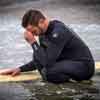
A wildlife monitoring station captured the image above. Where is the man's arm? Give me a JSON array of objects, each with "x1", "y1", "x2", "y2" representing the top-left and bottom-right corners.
[
  {"x1": 19, "y1": 41, "x2": 43, "y2": 72},
  {"x1": 19, "y1": 31, "x2": 39, "y2": 72},
  {"x1": 19, "y1": 61, "x2": 37, "y2": 72}
]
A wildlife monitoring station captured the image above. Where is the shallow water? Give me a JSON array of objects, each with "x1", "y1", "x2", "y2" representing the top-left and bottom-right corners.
[{"x1": 0, "y1": 74, "x2": 100, "y2": 100}]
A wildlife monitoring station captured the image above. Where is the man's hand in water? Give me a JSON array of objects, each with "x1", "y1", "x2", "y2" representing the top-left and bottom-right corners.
[
  {"x1": 24, "y1": 31, "x2": 36, "y2": 44},
  {"x1": 0, "y1": 67, "x2": 21, "y2": 77}
]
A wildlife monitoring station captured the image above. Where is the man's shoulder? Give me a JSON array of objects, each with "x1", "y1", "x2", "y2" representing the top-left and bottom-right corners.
[
  {"x1": 51, "y1": 20, "x2": 65, "y2": 27},
  {"x1": 48, "y1": 20, "x2": 69, "y2": 44},
  {"x1": 51, "y1": 20, "x2": 70, "y2": 35}
]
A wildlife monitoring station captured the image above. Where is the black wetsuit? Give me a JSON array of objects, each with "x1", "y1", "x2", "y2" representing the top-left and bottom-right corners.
[{"x1": 20, "y1": 20, "x2": 95, "y2": 83}]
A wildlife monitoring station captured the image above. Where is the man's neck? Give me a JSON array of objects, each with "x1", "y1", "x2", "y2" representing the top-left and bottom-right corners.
[{"x1": 44, "y1": 19, "x2": 49, "y2": 33}]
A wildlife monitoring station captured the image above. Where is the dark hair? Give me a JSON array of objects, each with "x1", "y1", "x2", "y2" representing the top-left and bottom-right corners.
[{"x1": 22, "y1": 9, "x2": 46, "y2": 28}]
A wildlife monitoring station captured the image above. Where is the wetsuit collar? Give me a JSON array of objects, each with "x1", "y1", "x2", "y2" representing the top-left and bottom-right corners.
[{"x1": 44, "y1": 20, "x2": 54, "y2": 36}]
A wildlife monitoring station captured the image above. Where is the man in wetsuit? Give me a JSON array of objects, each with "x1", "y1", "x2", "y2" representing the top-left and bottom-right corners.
[{"x1": 0, "y1": 9, "x2": 95, "y2": 84}]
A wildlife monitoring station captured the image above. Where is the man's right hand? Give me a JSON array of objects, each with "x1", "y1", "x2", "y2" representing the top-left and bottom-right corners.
[
  {"x1": 0, "y1": 67, "x2": 21, "y2": 77},
  {"x1": 24, "y1": 31, "x2": 36, "y2": 45}
]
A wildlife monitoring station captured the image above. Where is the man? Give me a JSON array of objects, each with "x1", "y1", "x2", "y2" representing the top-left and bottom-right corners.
[{"x1": 0, "y1": 9, "x2": 95, "y2": 84}]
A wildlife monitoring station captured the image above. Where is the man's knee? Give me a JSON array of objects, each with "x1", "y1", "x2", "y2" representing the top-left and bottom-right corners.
[{"x1": 45, "y1": 71, "x2": 70, "y2": 84}]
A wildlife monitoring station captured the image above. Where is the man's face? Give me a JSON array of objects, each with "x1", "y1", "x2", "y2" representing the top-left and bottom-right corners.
[
  {"x1": 26, "y1": 25, "x2": 42, "y2": 36},
  {"x1": 26, "y1": 19, "x2": 46, "y2": 36}
]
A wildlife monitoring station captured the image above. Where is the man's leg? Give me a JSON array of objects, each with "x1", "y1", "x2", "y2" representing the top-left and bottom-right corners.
[{"x1": 41, "y1": 60, "x2": 94, "y2": 84}]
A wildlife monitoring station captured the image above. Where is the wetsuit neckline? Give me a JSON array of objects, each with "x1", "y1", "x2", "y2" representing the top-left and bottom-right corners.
[{"x1": 44, "y1": 20, "x2": 54, "y2": 36}]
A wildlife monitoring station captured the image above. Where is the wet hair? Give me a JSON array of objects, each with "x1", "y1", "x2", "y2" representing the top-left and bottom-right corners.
[{"x1": 22, "y1": 9, "x2": 46, "y2": 28}]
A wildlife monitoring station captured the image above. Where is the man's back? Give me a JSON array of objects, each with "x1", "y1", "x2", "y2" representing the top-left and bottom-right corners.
[{"x1": 42, "y1": 20, "x2": 94, "y2": 63}]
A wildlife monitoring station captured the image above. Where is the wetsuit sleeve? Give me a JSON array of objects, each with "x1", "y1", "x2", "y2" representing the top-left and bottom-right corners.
[
  {"x1": 19, "y1": 61, "x2": 37, "y2": 72},
  {"x1": 19, "y1": 41, "x2": 40, "y2": 72},
  {"x1": 31, "y1": 25, "x2": 72, "y2": 69}
]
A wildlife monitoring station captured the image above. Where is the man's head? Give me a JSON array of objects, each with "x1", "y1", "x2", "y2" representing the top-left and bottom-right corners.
[{"x1": 22, "y1": 9, "x2": 49, "y2": 36}]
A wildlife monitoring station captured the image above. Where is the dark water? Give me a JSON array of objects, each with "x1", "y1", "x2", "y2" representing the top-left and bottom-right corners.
[
  {"x1": 0, "y1": 76, "x2": 100, "y2": 100},
  {"x1": 0, "y1": 0, "x2": 100, "y2": 6}
]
